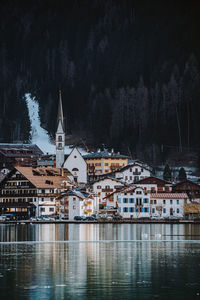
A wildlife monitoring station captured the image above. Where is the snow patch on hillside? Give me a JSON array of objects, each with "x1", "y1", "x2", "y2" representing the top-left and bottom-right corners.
[{"x1": 25, "y1": 93, "x2": 72, "y2": 154}]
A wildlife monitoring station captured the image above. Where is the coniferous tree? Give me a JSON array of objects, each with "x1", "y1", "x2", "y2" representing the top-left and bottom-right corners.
[
  {"x1": 178, "y1": 167, "x2": 187, "y2": 182},
  {"x1": 163, "y1": 164, "x2": 172, "y2": 181}
]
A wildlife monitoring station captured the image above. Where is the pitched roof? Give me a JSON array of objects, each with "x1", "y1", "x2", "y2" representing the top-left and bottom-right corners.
[
  {"x1": 0, "y1": 143, "x2": 43, "y2": 157},
  {"x1": 83, "y1": 150, "x2": 129, "y2": 159},
  {"x1": 150, "y1": 193, "x2": 188, "y2": 199},
  {"x1": 135, "y1": 176, "x2": 171, "y2": 185},
  {"x1": 173, "y1": 180, "x2": 200, "y2": 189},
  {"x1": 92, "y1": 176, "x2": 125, "y2": 185},
  {"x1": 15, "y1": 166, "x2": 72, "y2": 189}
]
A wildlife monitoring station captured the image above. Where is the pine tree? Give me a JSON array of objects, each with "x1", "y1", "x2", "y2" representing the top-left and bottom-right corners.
[
  {"x1": 163, "y1": 164, "x2": 172, "y2": 181},
  {"x1": 178, "y1": 167, "x2": 187, "y2": 182}
]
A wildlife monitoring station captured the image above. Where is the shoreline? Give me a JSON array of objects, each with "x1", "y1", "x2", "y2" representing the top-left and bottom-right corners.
[{"x1": 0, "y1": 219, "x2": 200, "y2": 224}]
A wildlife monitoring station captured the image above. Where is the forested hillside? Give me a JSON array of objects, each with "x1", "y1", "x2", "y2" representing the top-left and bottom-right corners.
[{"x1": 0, "y1": 0, "x2": 200, "y2": 162}]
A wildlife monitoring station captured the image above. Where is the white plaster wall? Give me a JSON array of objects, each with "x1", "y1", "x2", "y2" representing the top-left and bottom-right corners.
[{"x1": 63, "y1": 148, "x2": 87, "y2": 183}]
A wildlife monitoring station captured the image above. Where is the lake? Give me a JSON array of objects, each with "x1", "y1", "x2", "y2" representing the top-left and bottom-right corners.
[{"x1": 0, "y1": 224, "x2": 200, "y2": 300}]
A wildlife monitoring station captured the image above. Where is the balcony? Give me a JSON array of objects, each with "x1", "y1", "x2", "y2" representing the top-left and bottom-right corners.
[
  {"x1": 86, "y1": 201, "x2": 92, "y2": 206},
  {"x1": 102, "y1": 188, "x2": 113, "y2": 193},
  {"x1": 133, "y1": 171, "x2": 141, "y2": 175}
]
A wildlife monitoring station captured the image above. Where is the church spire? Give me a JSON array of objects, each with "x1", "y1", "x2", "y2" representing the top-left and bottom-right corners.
[{"x1": 57, "y1": 90, "x2": 64, "y2": 131}]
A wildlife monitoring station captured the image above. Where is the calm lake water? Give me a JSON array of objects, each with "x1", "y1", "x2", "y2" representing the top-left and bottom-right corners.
[{"x1": 0, "y1": 224, "x2": 200, "y2": 300}]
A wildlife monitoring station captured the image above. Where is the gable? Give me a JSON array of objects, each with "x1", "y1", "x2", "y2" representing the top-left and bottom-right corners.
[
  {"x1": 135, "y1": 176, "x2": 171, "y2": 185},
  {"x1": 64, "y1": 148, "x2": 87, "y2": 167}
]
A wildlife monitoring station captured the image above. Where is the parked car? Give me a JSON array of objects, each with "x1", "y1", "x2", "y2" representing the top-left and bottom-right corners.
[
  {"x1": 74, "y1": 216, "x2": 83, "y2": 220},
  {"x1": 0, "y1": 215, "x2": 7, "y2": 221},
  {"x1": 85, "y1": 216, "x2": 95, "y2": 221},
  {"x1": 113, "y1": 215, "x2": 121, "y2": 220}
]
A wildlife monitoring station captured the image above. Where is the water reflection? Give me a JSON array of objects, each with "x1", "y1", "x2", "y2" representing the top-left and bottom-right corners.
[
  {"x1": 0, "y1": 223, "x2": 200, "y2": 242},
  {"x1": 0, "y1": 224, "x2": 200, "y2": 300}
]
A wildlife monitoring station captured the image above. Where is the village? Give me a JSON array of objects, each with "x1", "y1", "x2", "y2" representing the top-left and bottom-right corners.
[{"x1": 0, "y1": 92, "x2": 200, "y2": 223}]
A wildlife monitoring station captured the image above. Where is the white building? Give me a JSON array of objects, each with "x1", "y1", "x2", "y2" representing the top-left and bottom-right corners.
[
  {"x1": 92, "y1": 177, "x2": 125, "y2": 207},
  {"x1": 150, "y1": 193, "x2": 188, "y2": 218},
  {"x1": 116, "y1": 186, "x2": 151, "y2": 218},
  {"x1": 114, "y1": 162, "x2": 151, "y2": 184},
  {"x1": 134, "y1": 176, "x2": 172, "y2": 193},
  {"x1": 63, "y1": 147, "x2": 87, "y2": 184},
  {"x1": 57, "y1": 189, "x2": 98, "y2": 220}
]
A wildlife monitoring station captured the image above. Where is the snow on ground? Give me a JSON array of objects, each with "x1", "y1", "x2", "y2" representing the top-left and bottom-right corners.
[{"x1": 25, "y1": 93, "x2": 72, "y2": 154}]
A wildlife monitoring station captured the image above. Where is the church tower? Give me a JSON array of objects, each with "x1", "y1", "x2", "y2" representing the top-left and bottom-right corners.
[{"x1": 56, "y1": 90, "x2": 65, "y2": 168}]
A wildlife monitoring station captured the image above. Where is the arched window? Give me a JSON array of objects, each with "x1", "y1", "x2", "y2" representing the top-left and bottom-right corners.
[
  {"x1": 58, "y1": 136, "x2": 62, "y2": 142},
  {"x1": 58, "y1": 143, "x2": 62, "y2": 149},
  {"x1": 72, "y1": 168, "x2": 79, "y2": 171}
]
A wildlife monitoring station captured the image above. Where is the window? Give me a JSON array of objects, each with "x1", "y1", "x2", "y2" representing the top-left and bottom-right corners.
[
  {"x1": 41, "y1": 198, "x2": 44, "y2": 202},
  {"x1": 58, "y1": 143, "x2": 62, "y2": 149},
  {"x1": 123, "y1": 207, "x2": 128, "y2": 212},
  {"x1": 163, "y1": 208, "x2": 166, "y2": 213},
  {"x1": 130, "y1": 176, "x2": 132, "y2": 180},
  {"x1": 40, "y1": 208, "x2": 45, "y2": 212},
  {"x1": 105, "y1": 163, "x2": 109, "y2": 166},
  {"x1": 97, "y1": 185, "x2": 101, "y2": 189},
  {"x1": 154, "y1": 200, "x2": 157, "y2": 204},
  {"x1": 177, "y1": 208, "x2": 179, "y2": 213},
  {"x1": 118, "y1": 198, "x2": 121, "y2": 203},
  {"x1": 163, "y1": 200, "x2": 166, "y2": 204},
  {"x1": 58, "y1": 136, "x2": 62, "y2": 142},
  {"x1": 136, "y1": 190, "x2": 142, "y2": 194},
  {"x1": 143, "y1": 198, "x2": 149, "y2": 203},
  {"x1": 170, "y1": 200, "x2": 173, "y2": 205},
  {"x1": 176, "y1": 200, "x2": 179, "y2": 204},
  {"x1": 130, "y1": 168, "x2": 132, "y2": 172},
  {"x1": 73, "y1": 205, "x2": 76, "y2": 210},
  {"x1": 152, "y1": 208, "x2": 155, "y2": 213},
  {"x1": 129, "y1": 207, "x2": 134, "y2": 212},
  {"x1": 129, "y1": 198, "x2": 134, "y2": 203},
  {"x1": 49, "y1": 208, "x2": 54, "y2": 212},
  {"x1": 144, "y1": 207, "x2": 149, "y2": 213},
  {"x1": 125, "y1": 176, "x2": 128, "y2": 180},
  {"x1": 123, "y1": 198, "x2": 128, "y2": 203}
]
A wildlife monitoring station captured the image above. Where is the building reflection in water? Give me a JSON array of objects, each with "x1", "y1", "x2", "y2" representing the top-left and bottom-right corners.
[{"x1": 0, "y1": 224, "x2": 200, "y2": 299}]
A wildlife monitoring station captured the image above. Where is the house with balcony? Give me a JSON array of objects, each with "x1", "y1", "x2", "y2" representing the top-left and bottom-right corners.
[
  {"x1": 84, "y1": 149, "x2": 129, "y2": 181},
  {"x1": 92, "y1": 177, "x2": 125, "y2": 208},
  {"x1": 114, "y1": 162, "x2": 151, "y2": 183},
  {"x1": 172, "y1": 180, "x2": 200, "y2": 202},
  {"x1": 56, "y1": 188, "x2": 98, "y2": 220},
  {"x1": 134, "y1": 176, "x2": 172, "y2": 193},
  {"x1": 0, "y1": 165, "x2": 73, "y2": 219},
  {"x1": 115, "y1": 186, "x2": 151, "y2": 218}
]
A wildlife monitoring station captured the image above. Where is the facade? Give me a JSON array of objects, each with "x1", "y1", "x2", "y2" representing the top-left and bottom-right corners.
[
  {"x1": 92, "y1": 177, "x2": 125, "y2": 207},
  {"x1": 0, "y1": 165, "x2": 72, "y2": 219},
  {"x1": 63, "y1": 147, "x2": 87, "y2": 183},
  {"x1": 84, "y1": 149, "x2": 129, "y2": 179},
  {"x1": 114, "y1": 162, "x2": 151, "y2": 183},
  {"x1": 172, "y1": 180, "x2": 200, "y2": 202},
  {"x1": 135, "y1": 176, "x2": 172, "y2": 193},
  {"x1": 116, "y1": 186, "x2": 151, "y2": 218},
  {"x1": 56, "y1": 90, "x2": 65, "y2": 168},
  {"x1": 150, "y1": 193, "x2": 188, "y2": 218},
  {"x1": 57, "y1": 189, "x2": 98, "y2": 220}
]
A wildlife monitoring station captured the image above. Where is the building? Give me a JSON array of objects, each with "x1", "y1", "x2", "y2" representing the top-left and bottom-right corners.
[
  {"x1": 63, "y1": 147, "x2": 87, "y2": 184},
  {"x1": 92, "y1": 177, "x2": 125, "y2": 207},
  {"x1": 0, "y1": 165, "x2": 73, "y2": 219},
  {"x1": 150, "y1": 193, "x2": 188, "y2": 218},
  {"x1": 56, "y1": 188, "x2": 98, "y2": 220},
  {"x1": 116, "y1": 186, "x2": 151, "y2": 218},
  {"x1": 56, "y1": 90, "x2": 65, "y2": 168},
  {"x1": 84, "y1": 149, "x2": 129, "y2": 179},
  {"x1": 172, "y1": 180, "x2": 200, "y2": 202},
  {"x1": 0, "y1": 143, "x2": 43, "y2": 169},
  {"x1": 114, "y1": 162, "x2": 151, "y2": 183},
  {"x1": 134, "y1": 176, "x2": 172, "y2": 193}
]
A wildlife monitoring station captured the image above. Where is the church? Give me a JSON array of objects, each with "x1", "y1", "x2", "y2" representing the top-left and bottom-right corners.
[{"x1": 55, "y1": 91, "x2": 87, "y2": 184}]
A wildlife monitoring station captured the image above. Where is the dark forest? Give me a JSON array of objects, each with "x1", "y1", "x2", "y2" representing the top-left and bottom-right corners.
[{"x1": 0, "y1": 0, "x2": 200, "y2": 162}]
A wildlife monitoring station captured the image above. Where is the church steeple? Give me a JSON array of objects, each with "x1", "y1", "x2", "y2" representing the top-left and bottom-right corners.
[{"x1": 56, "y1": 90, "x2": 65, "y2": 168}]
